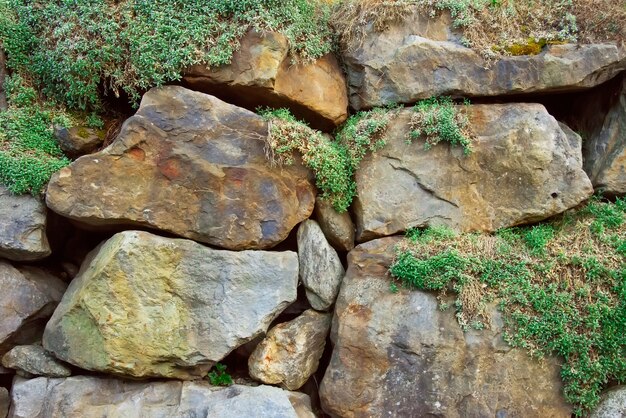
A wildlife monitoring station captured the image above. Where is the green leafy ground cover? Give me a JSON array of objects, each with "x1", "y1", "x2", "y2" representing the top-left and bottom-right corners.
[{"x1": 390, "y1": 198, "x2": 626, "y2": 415}]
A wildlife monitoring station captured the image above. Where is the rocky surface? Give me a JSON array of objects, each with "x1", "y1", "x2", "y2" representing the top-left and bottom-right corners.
[
  {"x1": 0, "y1": 262, "x2": 67, "y2": 355},
  {"x1": 590, "y1": 386, "x2": 626, "y2": 418},
  {"x1": 43, "y1": 230, "x2": 298, "y2": 379},
  {"x1": 319, "y1": 237, "x2": 572, "y2": 417},
  {"x1": 2, "y1": 345, "x2": 71, "y2": 378},
  {"x1": 578, "y1": 76, "x2": 626, "y2": 195},
  {"x1": 343, "y1": 12, "x2": 626, "y2": 110},
  {"x1": 249, "y1": 309, "x2": 331, "y2": 390},
  {"x1": 354, "y1": 104, "x2": 593, "y2": 240},
  {"x1": 0, "y1": 186, "x2": 50, "y2": 261},
  {"x1": 314, "y1": 197, "x2": 355, "y2": 252},
  {"x1": 8, "y1": 376, "x2": 314, "y2": 418},
  {"x1": 46, "y1": 86, "x2": 316, "y2": 250},
  {"x1": 184, "y1": 30, "x2": 348, "y2": 131},
  {"x1": 0, "y1": 387, "x2": 7, "y2": 418},
  {"x1": 297, "y1": 220, "x2": 345, "y2": 310},
  {"x1": 53, "y1": 125, "x2": 104, "y2": 158}
]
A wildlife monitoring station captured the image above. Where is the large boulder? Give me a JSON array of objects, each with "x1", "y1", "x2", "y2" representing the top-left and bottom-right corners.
[
  {"x1": 46, "y1": 86, "x2": 316, "y2": 251},
  {"x1": 2, "y1": 345, "x2": 71, "y2": 378},
  {"x1": 590, "y1": 386, "x2": 626, "y2": 418},
  {"x1": 354, "y1": 104, "x2": 593, "y2": 241},
  {"x1": 0, "y1": 262, "x2": 67, "y2": 355},
  {"x1": 343, "y1": 12, "x2": 626, "y2": 110},
  {"x1": 577, "y1": 76, "x2": 626, "y2": 195},
  {"x1": 0, "y1": 186, "x2": 50, "y2": 261},
  {"x1": 249, "y1": 309, "x2": 332, "y2": 390},
  {"x1": 297, "y1": 220, "x2": 345, "y2": 310},
  {"x1": 43, "y1": 230, "x2": 298, "y2": 380},
  {"x1": 8, "y1": 376, "x2": 314, "y2": 418},
  {"x1": 184, "y1": 30, "x2": 348, "y2": 131},
  {"x1": 319, "y1": 238, "x2": 572, "y2": 417}
]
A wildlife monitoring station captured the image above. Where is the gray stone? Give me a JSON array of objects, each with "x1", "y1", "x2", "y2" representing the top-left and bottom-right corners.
[
  {"x1": 46, "y1": 86, "x2": 316, "y2": 251},
  {"x1": 343, "y1": 12, "x2": 626, "y2": 110},
  {"x1": 590, "y1": 386, "x2": 626, "y2": 418},
  {"x1": 297, "y1": 220, "x2": 345, "y2": 310},
  {"x1": 0, "y1": 186, "x2": 50, "y2": 261},
  {"x1": 314, "y1": 197, "x2": 355, "y2": 251},
  {"x1": 319, "y1": 238, "x2": 572, "y2": 417},
  {"x1": 354, "y1": 104, "x2": 593, "y2": 240},
  {"x1": 43, "y1": 230, "x2": 298, "y2": 379},
  {"x1": 0, "y1": 262, "x2": 66, "y2": 355},
  {"x1": 2, "y1": 345, "x2": 71, "y2": 378},
  {"x1": 249, "y1": 309, "x2": 331, "y2": 390},
  {"x1": 0, "y1": 387, "x2": 7, "y2": 418},
  {"x1": 53, "y1": 125, "x2": 104, "y2": 158},
  {"x1": 8, "y1": 376, "x2": 314, "y2": 418}
]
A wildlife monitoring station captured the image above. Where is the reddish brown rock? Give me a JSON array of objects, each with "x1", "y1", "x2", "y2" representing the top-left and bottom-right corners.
[
  {"x1": 184, "y1": 30, "x2": 348, "y2": 131},
  {"x1": 319, "y1": 238, "x2": 572, "y2": 417},
  {"x1": 46, "y1": 86, "x2": 316, "y2": 250}
]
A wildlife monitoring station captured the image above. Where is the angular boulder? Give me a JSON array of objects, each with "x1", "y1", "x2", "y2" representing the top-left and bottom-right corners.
[
  {"x1": 343, "y1": 12, "x2": 626, "y2": 110},
  {"x1": 590, "y1": 386, "x2": 626, "y2": 418},
  {"x1": 249, "y1": 309, "x2": 331, "y2": 390},
  {"x1": 43, "y1": 230, "x2": 298, "y2": 379},
  {"x1": 579, "y1": 76, "x2": 626, "y2": 195},
  {"x1": 319, "y1": 238, "x2": 572, "y2": 417},
  {"x1": 354, "y1": 104, "x2": 593, "y2": 241},
  {"x1": 53, "y1": 125, "x2": 104, "y2": 158},
  {"x1": 184, "y1": 30, "x2": 348, "y2": 131},
  {"x1": 0, "y1": 262, "x2": 67, "y2": 355},
  {"x1": 9, "y1": 376, "x2": 314, "y2": 418},
  {"x1": 0, "y1": 186, "x2": 50, "y2": 261},
  {"x1": 2, "y1": 345, "x2": 71, "y2": 378},
  {"x1": 46, "y1": 86, "x2": 316, "y2": 250},
  {"x1": 314, "y1": 197, "x2": 355, "y2": 252}
]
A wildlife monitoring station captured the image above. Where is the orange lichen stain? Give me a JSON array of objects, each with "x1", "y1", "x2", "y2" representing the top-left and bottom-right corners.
[
  {"x1": 346, "y1": 303, "x2": 372, "y2": 321},
  {"x1": 158, "y1": 159, "x2": 180, "y2": 180},
  {"x1": 128, "y1": 147, "x2": 146, "y2": 161}
]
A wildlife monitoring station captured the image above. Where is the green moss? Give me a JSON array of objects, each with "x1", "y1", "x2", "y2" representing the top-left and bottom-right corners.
[
  {"x1": 390, "y1": 199, "x2": 626, "y2": 415},
  {"x1": 505, "y1": 38, "x2": 547, "y2": 55}
]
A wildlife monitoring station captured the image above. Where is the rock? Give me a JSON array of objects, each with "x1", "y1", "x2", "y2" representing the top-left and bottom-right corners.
[
  {"x1": 577, "y1": 76, "x2": 626, "y2": 195},
  {"x1": 53, "y1": 125, "x2": 104, "y2": 158},
  {"x1": 43, "y1": 230, "x2": 298, "y2": 379},
  {"x1": 2, "y1": 345, "x2": 71, "y2": 378},
  {"x1": 184, "y1": 30, "x2": 348, "y2": 131},
  {"x1": 297, "y1": 220, "x2": 345, "y2": 310},
  {"x1": 590, "y1": 386, "x2": 626, "y2": 418},
  {"x1": 314, "y1": 197, "x2": 355, "y2": 251},
  {"x1": 319, "y1": 237, "x2": 572, "y2": 417},
  {"x1": 0, "y1": 262, "x2": 67, "y2": 355},
  {"x1": 343, "y1": 12, "x2": 626, "y2": 110},
  {"x1": 0, "y1": 387, "x2": 7, "y2": 418},
  {"x1": 46, "y1": 86, "x2": 316, "y2": 251},
  {"x1": 249, "y1": 309, "x2": 331, "y2": 390},
  {"x1": 9, "y1": 376, "x2": 314, "y2": 418},
  {"x1": 354, "y1": 104, "x2": 593, "y2": 241},
  {"x1": 0, "y1": 186, "x2": 50, "y2": 261}
]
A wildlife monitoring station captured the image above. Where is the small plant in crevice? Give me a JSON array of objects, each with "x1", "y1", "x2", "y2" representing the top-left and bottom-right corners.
[
  {"x1": 389, "y1": 198, "x2": 626, "y2": 416},
  {"x1": 207, "y1": 362, "x2": 233, "y2": 387},
  {"x1": 407, "y1": 96, "x2": 474, "y2": 155}
]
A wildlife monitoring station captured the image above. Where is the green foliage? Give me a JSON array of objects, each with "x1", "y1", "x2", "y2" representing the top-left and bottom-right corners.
[
  {"x1": 207, "y1": 363, "x2": 233, "y2": 386},
  {"x1": 408, "y1": 97, "x2": 473, "y2": 155},
  {"x1": 0, "y1": 75, "x2": 70, "y2": 195},
  {"x1": 390, "y1": 200, "x2": 626, "y2": 415},
  {"x1": 262, "y1": 107, "x2": 394, "y2": 212},
  {"x1": 1, "y1": 0, "x2": 334, "y2": 110}
]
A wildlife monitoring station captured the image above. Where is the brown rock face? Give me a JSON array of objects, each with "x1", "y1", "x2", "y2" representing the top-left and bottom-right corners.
[
  {"x1": 314, "y1": 197, "x2": 355, "y2": 252},
  {"x1": 343, "y1": 12, "x2": 626, "y2": 110},
  {"x1": 354, "y1": 104, "x2": 593, "y2": 241},
  {"x1": 184, "y1": 30, "x2": 348, "y2": 131},
  {"x1": 46, "y1": 86, "x2": 316, "y2": 250},
  {"x1": 319, "y1": 238, "x2": 572, "y2": 418}
]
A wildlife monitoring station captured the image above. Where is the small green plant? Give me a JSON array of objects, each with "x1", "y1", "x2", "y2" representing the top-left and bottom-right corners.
[
  {"x1": 207, "y1": 363, "x2": 233, "y2": 386},
  {"x1": 407, "y1": 97, "x2": 474, "y2": 155},
  {"x1": 390, "y1": 199, "x2": 626, "y2": 415}
]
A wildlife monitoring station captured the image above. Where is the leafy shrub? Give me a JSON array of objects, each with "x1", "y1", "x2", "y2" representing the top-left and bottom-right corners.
[
  {"x1": 207, "y1": 363, "x2": 233, "y2": 386},
  {"x1": 390, "y1": 199, "x2": 626, "y2": 415}
]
